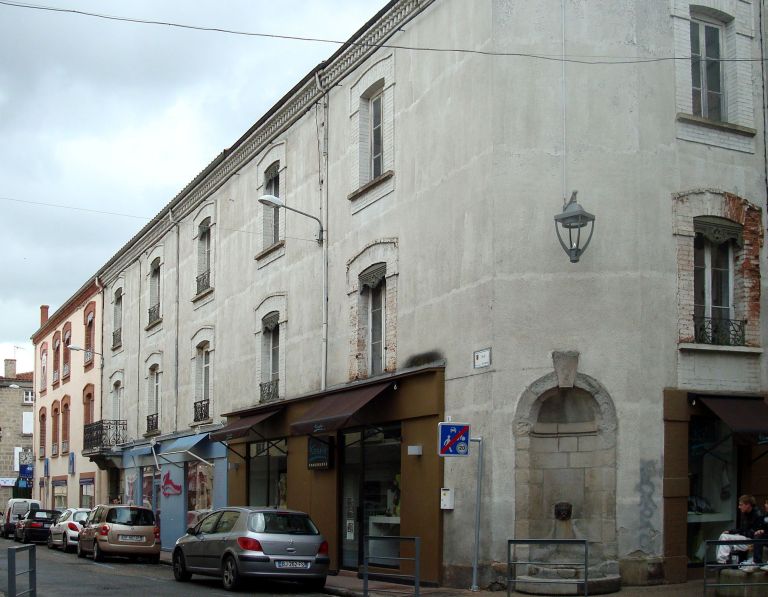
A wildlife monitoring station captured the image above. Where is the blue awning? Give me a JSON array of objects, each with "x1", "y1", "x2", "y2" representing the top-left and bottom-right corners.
[
  {"x1": 124, "y1": 445, "x2": 153, "y2": 457},
  {"x1": 159, "y1": 433, "x2": 208, "y2": 455}
]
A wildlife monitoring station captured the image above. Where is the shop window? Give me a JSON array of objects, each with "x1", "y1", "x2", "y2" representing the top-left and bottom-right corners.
[
  {"x1": 187, "y1": 461, "x2": 213, "y2": 527},
  {"x1": 248, "y1": 439, "x2": 287, "y2": 507},
  {"x1": 341, "y1": 424, "x2": 401, "y2": 568},
  {"x1": 687, "y1": 414, "x2": 736, "y2": 563}
]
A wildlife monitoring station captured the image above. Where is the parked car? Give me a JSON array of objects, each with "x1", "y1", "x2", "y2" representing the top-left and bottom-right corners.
[
  {"x1": 47, "y1": 507, "x2": 91, "y2": 551},
  {"x1": 14, "y1": 509, "x2": 60, "y2": 543},
  {"x1": 172, "y1": 507, "x2": 329, "y2": 591},
  {"x1": 77, "y1": 505, "x2": 160, "y2": 563},
  {"x1": 2, "y1": 499, "x2": 41, "y2": 539}
]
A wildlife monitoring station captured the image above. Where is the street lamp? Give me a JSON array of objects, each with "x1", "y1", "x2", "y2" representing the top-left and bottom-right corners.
[
  {"x1": 68, "y1": 345, "x2": 103, "y2": 368},
  {"x1": 258, "y1": 195, "x2": 323, "y2": 245},
  {"x1": 554, "y1": 191, "x2": 595, "y2": 263},
  {"x1": 258, "y1": 194, "x2": 328, "y2": 390}
]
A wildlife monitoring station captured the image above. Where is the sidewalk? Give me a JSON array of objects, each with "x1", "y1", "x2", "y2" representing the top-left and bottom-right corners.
[{"x1": 159, "y1": 552, "x2": 706, "y2": 596}]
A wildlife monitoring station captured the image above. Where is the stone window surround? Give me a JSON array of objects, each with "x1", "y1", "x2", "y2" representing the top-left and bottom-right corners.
[
  {"x1": 255, "y1": 142, "x2": 287, "y2": 263},
  {"x1": 254, "y1": 293, "x2": 287, "y2": 400},
  {"x1": 192, "y1": 201, "x2": 216, "y2": 300},
  {"x1": 346, "y1": 239, "x2": 398, "y2": 380},
  {"x1": 672, "y1": 189, "x2": 762, "y2": 347},
  {"x1": 191, "y1": 326, "x2": 215, "y2": 424},
  {"x1": 144, "y1": 351, "x2": 163, "y2": 436}
]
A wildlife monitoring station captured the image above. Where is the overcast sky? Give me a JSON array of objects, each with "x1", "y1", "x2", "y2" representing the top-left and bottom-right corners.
[{"x1": 0, "y1": 0, "x2": 387, "y2": 373}]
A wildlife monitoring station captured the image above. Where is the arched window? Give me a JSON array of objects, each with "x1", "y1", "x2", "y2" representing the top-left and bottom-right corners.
[
  {"x1": 195, "y1": 341, "x2": 212, "y2": 421},
  {"x1": 52, "y1": 332, "x2": 61, "y2": 384},
  {"x1": 61, "y1": 396, "x2": 71, "y2": 453},
  {"x1": 62, "y1": 324, "x2": 71, "y2": 378},
  {"x1": 51, "y1": 401, "x2": 60, "y2": 456},
  {"x1": 197, "y1": 218, "x2": 212, "y2": 294},
  {"x1": 149, "y1": 258, "x2": 161, "y2": 324},
  {"x1": 263, "y1": 162, "x2": 280, "y2": 247},
  {"x1": 147, "y1": 365, "x2": 161, "y2": 433},
  {"x1": 39, "y1": 345, "x2": 48, "y2": 392},
  {"x1": 83, "y1": 302, "x2": 96, "y2": 364},
  {"x1": 360, "y1": 262, "x2": 387, "y2": 376},
  {"x1": 38, "y1": 408, "x2": 47, "y2": 458},
  {"x1": 260, "y1": 311, "x2": 280, "y2": 402},
  {"x1": 111, "y1": 381, "x2": 122, "y2": 421},
  {"x1": 83, "y1": 385, "x2": 95, "y2": 426}
]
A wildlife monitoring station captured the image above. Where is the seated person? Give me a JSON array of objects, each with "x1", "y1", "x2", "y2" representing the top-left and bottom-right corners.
[{"x1": 716, "y1": 494, "x2": 764, "y2": 564}]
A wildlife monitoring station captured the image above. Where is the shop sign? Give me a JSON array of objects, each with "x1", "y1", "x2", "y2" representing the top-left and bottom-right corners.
[
  {"x1": 0, "y1": 477, "x2": 16, "y2": 487},
  {"x1": 19, "y1": 464, "x2": 33, "y2": 478},
  {"x1": 307, "y1": 436, "x2": 333, "y2": 470}
]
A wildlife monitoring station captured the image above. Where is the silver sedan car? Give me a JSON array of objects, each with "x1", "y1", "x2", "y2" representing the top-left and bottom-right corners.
[
  {"x1": 47, "y1": 507, "x2": 90, "y2": 552},
  {"x1": 172, "y1": 507, "x2": 329, "y2": 591}
]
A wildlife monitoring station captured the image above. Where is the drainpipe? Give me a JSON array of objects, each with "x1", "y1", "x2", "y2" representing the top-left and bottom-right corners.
[
  {"x1": 170, "y1": 207, "x2": 181, "y2": 433},
  {"x1": 136, "y1": 258, "x2": 142, "y2": 440},
  {"x1": 94, "y1": 276, "x2": 103, "y2": 421},
  {"x1": 315, "y1": 69, "x2": 329, "y2": 392}
]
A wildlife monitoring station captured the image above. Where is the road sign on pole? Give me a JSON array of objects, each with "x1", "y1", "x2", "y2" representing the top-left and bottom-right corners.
[{"x1": 438, "y1": 422, "x2": 471, "y2": 457}]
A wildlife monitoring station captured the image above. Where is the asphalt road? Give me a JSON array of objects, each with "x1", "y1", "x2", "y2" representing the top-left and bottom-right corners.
[{"x1": 0, "y1": 536, "x2": 324, "y2": 596}]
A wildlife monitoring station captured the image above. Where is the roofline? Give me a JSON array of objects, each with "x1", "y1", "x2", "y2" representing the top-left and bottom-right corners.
[{"x1": 31, "y1": 278, "x2": 101, "y2": 343}]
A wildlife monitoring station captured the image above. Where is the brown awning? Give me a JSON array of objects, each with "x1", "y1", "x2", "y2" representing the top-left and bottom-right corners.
[
  {"x1": 209, "y1": 409, "x2": 282, "y2": 442},
  {"x1": 290, "y1": 382, "x2": 391, "y2": 435},
  {"x1": 700, "y1": 397, "x2": 768, "y2": 434}
]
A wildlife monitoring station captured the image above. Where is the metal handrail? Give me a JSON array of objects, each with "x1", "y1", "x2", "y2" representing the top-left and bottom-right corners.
[
  {"x1": 507, "y1": 539, "x2": 589, "y2": 597},
  {"x1": 363, "y1": 535, "x2": 420, "y2": 597},
  {"x1": 704, "y1": 538, "x2": 768, "y2": 594},
  {"x1": 7, "y1": 544, "x2": 36, "y2": 596}
]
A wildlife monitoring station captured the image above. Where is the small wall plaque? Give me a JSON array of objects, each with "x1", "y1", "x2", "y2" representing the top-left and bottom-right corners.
[
  {"x1": 307, "y1": 436, "x2": 333, "y2": 470},
  {"x1": 473, "y1": 348, "x2": 491, "y2": 369}
]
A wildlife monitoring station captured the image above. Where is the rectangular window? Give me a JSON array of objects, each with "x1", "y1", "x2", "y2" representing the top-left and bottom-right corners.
[
  {"x1": 23, "y1": 390, "x2": 34, "y2": 404},
  {"x1": 53, "y1": 484, "x2": 67, "y2": 509},
  {"x1": 80, "y1": 483, "x2": 94, "y2": 508},
  {"x1": 187, "y1": 461, "x2": 213, "y2": 524},
  {"x1": 22, "y1": 412, "x2": 33, "y2": 435},
  {"x1": 264, "y1": 163, "x2": 280, "y2": 246},
  {"x1": 270, "y1": 327, "x2": 279, "y2": 382},
  {"x1": 370, "y1": 282, "x2": 385, "y2": 375},
  {"x1": 203, "y1": 351, "x2": 210, "y2": 401},
  {"x1": 690, "y1": 19, "x2": 723, "y2": 122},
  {"x1": 370, "y1": 93, "x2": 383, "y2": 179}
]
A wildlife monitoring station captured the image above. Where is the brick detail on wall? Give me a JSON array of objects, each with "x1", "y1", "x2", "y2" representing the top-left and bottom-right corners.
[{"x1": 672, "y1": 189, "x2": 763, "y2": 346}]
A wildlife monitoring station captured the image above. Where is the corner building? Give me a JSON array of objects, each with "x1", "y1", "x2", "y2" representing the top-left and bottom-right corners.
[{"x1": 76, "y1": 0, "x2": 768, "y2": 588}]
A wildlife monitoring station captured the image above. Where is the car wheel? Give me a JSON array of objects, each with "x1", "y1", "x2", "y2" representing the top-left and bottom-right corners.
[
  {"x1": 304, "y1": 577, "x2": 327, "y2": 592},
  {"x1": 47, "y1": 533, "x2": 54, "y2": 549},
  {"x1": 93, "y1": 541, "x2": 104, "y2": 562},
  {"x1": 173, "y1": 550, "x2": 191, "y2": 581},
  {"x1": 221, "y1": 555, "x2": 240, "y2": 591},
  {"x1": 77, "y1": 540, "x2": 86, "y2": 558}
]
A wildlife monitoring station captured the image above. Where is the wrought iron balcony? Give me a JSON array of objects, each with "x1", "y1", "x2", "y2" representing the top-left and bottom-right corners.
[
  {"x1": 260, "y1": 379, "x2": 279, "y2": 403},
  {"x1": 83, "y1": 419, "x2": 127, "y2": 453},
  {"x1": 84, "y1": 349, "x2": 93, "y2": 364},
  {"x1": 196, "y1": 270, "x2": 211, "y2": 295},
  {"x1": 52, "y1": 370, "x2": 59, "y2": 383},
  {"x1": 112, "y1": 328, "x2": 122, "y2": 348},
  {"x1": 51, "y1": 442, "x2": 58, "y2": 456},
  {"x1": 148, "y1": 303, "x2": 161, "y2": 325},
  {"x1": 146, "y1": 413, "x2": 158, "y2": 433},
  {"x1": 694, "y1": 316, "x2": 746, "y2": 346},
  {"x1": 194, "y1": 399, "x2": 209, "y2": 422},
  {"x1": 62, "y1": 363, "x2": 70, "y2": 377}
]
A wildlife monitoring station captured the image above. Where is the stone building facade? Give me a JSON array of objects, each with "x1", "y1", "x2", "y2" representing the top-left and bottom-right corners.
[
  {"x1": 0, "y1": 359, "x2": 34, "y2": 504},
  {"x1": 46, "y1": 0, "x2": 768, "y2": 588}
]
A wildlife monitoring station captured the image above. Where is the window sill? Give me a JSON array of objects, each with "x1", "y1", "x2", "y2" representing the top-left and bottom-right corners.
[
  {"x1": 678, "y1": 342, "x2": 763, "y2": 355},
  {"x1": 255, "y1": 240, "x2": 285, "y2": 262},
  {"x1": 39, "y1": 389, "x2": 47, "y2": 397},
  {"x1": 192, "y1": 286, "x2": 214, "y2": 303},
  {"x1": 84, "y1": 361, "x2": 94, "y2": 373},
  {"x1": 676, "y1": 113, "x2": 757, "y2": 138},
  {"x1": 348, "y1": 170, "x2": 395, "y2": 202},
  {"x1": 52, "y1": 381, "x2": 59, "y2": 390},
  {"x1": 191, "y1": 417, "x2": 213, "y2": 427},
  {"x1": 143, "y1": 429, "x2": 161, "y2": 438},
  {"x1": 61, "y1": 375, "x2": 70, "y2": 384},
  {"x1": 111, "y1": 343, "x2": 122, "y2": 351},
  {"x1": 145, "y1": 318, "x2": 163, "y2": 332}
]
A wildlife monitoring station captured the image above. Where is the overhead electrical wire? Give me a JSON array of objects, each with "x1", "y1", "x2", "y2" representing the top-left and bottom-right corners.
[{"x1": 1, "y1": 0, "x2": 766, "y2": 65}]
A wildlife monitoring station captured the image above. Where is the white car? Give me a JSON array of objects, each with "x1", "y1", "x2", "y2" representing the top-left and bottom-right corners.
[{"x1": 47, "y1": 508, "x2": 90, "y2": 552}]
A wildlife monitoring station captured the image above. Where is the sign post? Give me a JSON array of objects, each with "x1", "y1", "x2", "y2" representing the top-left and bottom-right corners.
[{"x1": 438, "y1": 421, "x2": 483, "y2": 591}]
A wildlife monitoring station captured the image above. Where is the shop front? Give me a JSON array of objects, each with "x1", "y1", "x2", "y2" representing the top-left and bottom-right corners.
[
  {"x1": 663, "y1": 390, "x2": 768, "y2": 579},
  {"x1": 214, "y1": 365, "x2": 445, "y2": 583},
  {"x1": 119, "y1": 433, "x2": 227, "y2": 550}
]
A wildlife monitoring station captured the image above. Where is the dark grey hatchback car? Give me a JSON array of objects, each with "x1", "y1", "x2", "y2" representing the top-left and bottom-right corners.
[{"x1": 172, "y1": 507, "x2": 329, "y2": 591}]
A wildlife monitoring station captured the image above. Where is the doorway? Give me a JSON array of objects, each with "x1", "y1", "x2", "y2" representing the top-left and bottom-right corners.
[{"x1": 340, "y1": 423, "x2": 401, "y2": 569}]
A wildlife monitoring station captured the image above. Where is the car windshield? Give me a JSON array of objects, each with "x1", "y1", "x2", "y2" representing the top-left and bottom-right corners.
[
  {"x1": 73, "y1": 511, "x2": 89, "y2": 523},
  {"x1": 106, "y1": 508, "x2": 155, "y2": 525},
  {"x1": 249, "y1": 512, "x2": 319, "y2": 535}
]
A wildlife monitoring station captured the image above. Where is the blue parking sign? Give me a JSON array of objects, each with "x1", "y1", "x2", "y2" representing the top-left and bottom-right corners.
[{"x1": 438, "y1": 422, "x2": 471, "y2": 457}]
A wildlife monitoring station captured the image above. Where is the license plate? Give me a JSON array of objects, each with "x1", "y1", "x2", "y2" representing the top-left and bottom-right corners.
[
  {"x1": 44, "y1": 524, "x2": 50, "y2": 528},
  {"x1": 119, "y1": 535, "x2": 144, "y2": 543},
  {"x1": 275, "y1": 560, "x2": 310, "y2": 569}
]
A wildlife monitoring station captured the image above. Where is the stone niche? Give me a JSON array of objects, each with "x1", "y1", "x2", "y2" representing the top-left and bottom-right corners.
[{"x1": 513, "y1": 363, "x2": 620, "y2": 595}]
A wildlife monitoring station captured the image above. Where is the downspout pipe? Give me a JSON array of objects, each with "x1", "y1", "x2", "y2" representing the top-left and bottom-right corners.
[
  {"x1": 315, "y1": 69, "x2": 330, "y2": 392},
  {"x1": 94, "y1": 276, "x2": 104, "y2": 424}
]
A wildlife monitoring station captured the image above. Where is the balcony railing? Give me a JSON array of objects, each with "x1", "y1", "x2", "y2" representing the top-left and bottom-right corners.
[
  {"x1": 52, "y1": 370, "x2": 59, "y2": 383},
  {"x1": 196, "y1": 270, "x2": 211, "y2": 295},
  {"x1": 194, "y1": 399, "x2": 209, "y2": 422},
  {"x1": 51, "y1": 442, "x2": 58, "y2": 456},
  {"x1": 146, "y1": 413, "x2": 158, "y2": 433},
  {"x1": 84, "y1": 349, "x2": 94, "y2": 364},
  {"x1": 694, "y1": 316, "x2": 746, "y2": 346},
  {"x1": 260, "y1": 379, "x2": 279, "y2": 403},
  {"x1": 148, "y1": 303, "x2": 161, "y2": 325},
  {"x1": 62, "y1": 363, "x2": 70, "y2": 377},
  {"x1": 112, "y1": 328, "x2": 122, "y2": 348},
  {"x1": 83, "y1": 419, "x2": 127, "y2": 452},
  {"x1": 61, "y1": 439, "x2": 69, "y2": 453}
]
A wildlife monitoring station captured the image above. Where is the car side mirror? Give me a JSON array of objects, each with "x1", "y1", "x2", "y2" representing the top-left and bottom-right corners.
[{"x1": 186, "y1": 527, "x2": 196, "y2": 535}]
